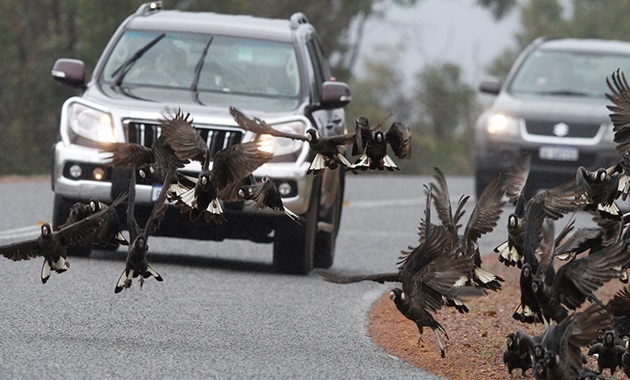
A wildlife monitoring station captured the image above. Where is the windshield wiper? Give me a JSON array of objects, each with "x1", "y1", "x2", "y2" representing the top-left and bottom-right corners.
[
  {"x1": 111, "y1": 33, "x2": 166, "y2": 88},
  {"x1": 191, "y1": 37, "x2": 213, "y2": 103},
  {"x1": 538, "y1": 89, "x2": 591, "y2": 97}
]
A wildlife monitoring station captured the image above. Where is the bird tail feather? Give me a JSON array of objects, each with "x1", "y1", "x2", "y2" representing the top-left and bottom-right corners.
[{"x1": 114, "y1": 268, "x2": 134, "y2": 294}]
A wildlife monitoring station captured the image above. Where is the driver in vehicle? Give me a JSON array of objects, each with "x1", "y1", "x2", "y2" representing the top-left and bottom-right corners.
[{"x1": 129, "y1": 41, "x2": 189, "y2": 86}]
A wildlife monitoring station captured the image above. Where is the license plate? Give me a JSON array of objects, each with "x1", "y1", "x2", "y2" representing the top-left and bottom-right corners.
[
  {"x1": 151, "y1": 185, "x2": 162, "y2": 202},
  {"x1": 539, "y1": 146, "x2": 578, "y2": 161}
]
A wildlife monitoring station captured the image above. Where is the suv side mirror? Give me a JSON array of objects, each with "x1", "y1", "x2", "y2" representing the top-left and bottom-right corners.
[
  {"x1": 319, "y1": 81, "x2": 351, "y2": 109},
  {"x1": 52, "y1": 59, "x2": 86, "y2": 89},
  {"x1": 478, "y1": 77, "x2": 502, "y2": 95}
]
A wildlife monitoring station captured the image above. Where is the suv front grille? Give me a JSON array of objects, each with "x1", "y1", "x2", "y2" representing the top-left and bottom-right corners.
[
  {"x1": 524, "y1": 119, "x2": 601, "y2": 138},
  {"x1": 124, "y1": 120, "x2": 244, "y2": 158}
]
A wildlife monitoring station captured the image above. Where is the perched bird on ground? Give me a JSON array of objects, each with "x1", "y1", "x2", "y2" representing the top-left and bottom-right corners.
[
  {"x1": 514, "y1": 329, "x2": 547, "y2": 373},
  {"x1": 160, "y1": 108, "x2": 273, "y2": 223},
  {"x1": 587, "y1": 329, "x2": 625, "y2": 376},
  {"x1": 0, "y1": 194, "x2": 127, "y2": 283},
  {"x1": 532, "y1": 304, "x2": 611, "y2": 380},
  {"x1": 607, "y1": 285, "x2": 630, "y2": 339},
  {"x1": 503, "y1": 332, "x2": 533, "y2": 376},
  {"x1": 317, "y1": 185, "x2": 485, "y2": 357},
  {"x1": 229, "y1": 106, "x2": 355, "y2": 175},
  {"x1": 115, "y1": 169, "x2": 166, "y2": 293},
  {"x1": 578, "y1": 367, "x2": 611, "y2": 380}
]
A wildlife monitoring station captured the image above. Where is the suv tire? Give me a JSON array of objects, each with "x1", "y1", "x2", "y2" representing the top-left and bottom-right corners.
[
  {"x1": 314, "y1": 170, "x2": 344, "y2": 269},
  {"x1": 273, "y1": 177, "x2": 321, "y2": 275}
]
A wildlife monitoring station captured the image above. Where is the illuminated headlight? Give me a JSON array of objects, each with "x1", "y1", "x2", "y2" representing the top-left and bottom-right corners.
[
  {"x1": 486, "y1": 113, "x2": 520, "y2": 136},
  {"x1": 67, "y1": 102, "x2": 116, "y2": 146},
  {"x1": 265, "y1": 120, "x2": 308, "y2": 157}
]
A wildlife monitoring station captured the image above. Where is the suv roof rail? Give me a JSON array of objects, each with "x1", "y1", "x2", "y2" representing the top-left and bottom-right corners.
[
  {"x1": 135, "y1": 1, "x2": 163, "y2": 16},
  {"x1": 289, "y1": 12, "x2": 309, "y2": 30}
]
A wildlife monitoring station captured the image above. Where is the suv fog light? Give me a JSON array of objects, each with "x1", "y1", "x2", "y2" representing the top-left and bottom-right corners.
[
  {"x1": 92, "y1": 167, "x2": 106, "y2": 181},
  {"x1": 69, "y1": 164, "x2": 82, "y2": 178},
  {"x1": 278, "y1": 182, "x2": 292, "y2": 196}
]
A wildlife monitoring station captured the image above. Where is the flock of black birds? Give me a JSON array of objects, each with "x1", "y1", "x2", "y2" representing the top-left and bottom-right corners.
[
  {"x1": 316, "y1": 69, "x2": 630, "y2": 379},
  {"x1": 7, "y1": 64, "x2": 630, "y2": 379},
  {"x1": 0, "y1": 105, "x2": 411, "y2": 293}
]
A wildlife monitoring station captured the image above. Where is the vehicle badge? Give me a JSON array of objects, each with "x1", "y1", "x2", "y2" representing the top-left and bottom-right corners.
[{"x1": 553, "y1": 122, "x2": 569, "y2": 137}]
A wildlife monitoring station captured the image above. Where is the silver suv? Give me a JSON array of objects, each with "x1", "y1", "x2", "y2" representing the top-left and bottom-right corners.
[
  {"x1": 50, "y1": 2, "x2": 351, "y2": 274},
  {"x1": 474, "y1": 37, "x2": 630, "y2": 199}
]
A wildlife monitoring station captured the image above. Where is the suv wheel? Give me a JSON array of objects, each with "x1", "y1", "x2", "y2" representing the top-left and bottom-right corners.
[
  {"x1": 314, "y1": 170, "x2": 344, "y2": 269},
  {"x1": 52, "y1": 195, "x2": 92, "y2": 257},
  {"x1": 273, "y1": 177, "x2": 321, "y2": 275}
]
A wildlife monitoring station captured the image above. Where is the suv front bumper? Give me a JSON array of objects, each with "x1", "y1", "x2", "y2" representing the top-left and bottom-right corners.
[{"x1": 52, "y1": 140, "x2": 316, "y2": 227}]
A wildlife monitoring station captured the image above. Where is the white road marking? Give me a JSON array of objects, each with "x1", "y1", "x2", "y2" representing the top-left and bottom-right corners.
[
  {"x1": 0, "y1": 225, "x2": 41, "y2": 241},
  {"x1": 345, "y1": 195, "x2": 468, "y2": 209},
  {"x1": 345, "y1": 198, "x2": 423, "y2": 208}
]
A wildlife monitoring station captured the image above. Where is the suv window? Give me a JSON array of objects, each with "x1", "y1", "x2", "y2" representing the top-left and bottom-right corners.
[
  {"x1": 509, "y1": 48, "x2": 630, "y2": 98},
  {"x1": 101, "y1": 30, "x2": 301, "y2": 111}
]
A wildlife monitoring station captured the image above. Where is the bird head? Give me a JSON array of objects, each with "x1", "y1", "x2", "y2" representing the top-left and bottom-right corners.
[
  {"x1": 604, "y1": 329, "x2": 614, "y2": 345},
  {"x1": 505, "y1": 333, "x2": 515, "y2": 348},
  {"x1": 355, "y1": 116, "x2": 369, "y2": 128},
  {"x1": 305, "y1": 128, "x2": 318, "y2": 142},
  {"x1": 41, "y1": 223, "x2": 51, "y2": 237},
  {"x1": 374, "y1": 131, "x2": 384, "y2": 143},
  {"x1": 199, "y1": 171, "x2": 212, "y2": 187},
  {"x1": 544, "y1": 351, "x2": 559, "y2": 369},
  {"x1": 596, "y1": 168, "x2": 607, "y2": 182},
  {"x1": 508, "y1": 213, "x2": 519, "y2": 229},
  {"x1": 89, "y1": 198, "x2": 101, "y2": 212},
  {"x1": 134, "y1": 236, "x2": 146, "y2": 251},
  {"x1": 531, "y1": 278, "x2": 543, "y2": 294},
  {"x1": 533, "y1": 343, "x2": 545, "y2": 361},
  {"x1": 533, "y1": 361, "x2": 545, "y2": 378},
  {"x1": 521, "y1": 263, "x2": 532, "y2": 278},
  {"x1": 138, "y1": 164, "x2": 153, "y2": 179},
  {"x1": 389, "y1": 288, "x2": 404, "y2": 302}
]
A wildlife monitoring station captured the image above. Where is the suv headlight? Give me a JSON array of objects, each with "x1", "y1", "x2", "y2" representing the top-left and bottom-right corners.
[
  {"x1": 485, "y1": 113, "x2": 520, "y2": 137},
  {"x1": 66, "y1": 102, "x2": 116, "y2": 147},
  {"x1": 260, "y1": 120, "x2": 307, "y2": 160}
]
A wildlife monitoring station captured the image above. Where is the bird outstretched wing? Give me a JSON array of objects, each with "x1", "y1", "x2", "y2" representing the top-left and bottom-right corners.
[
  {"x1": 230, "y1": 106, "x2": 308, "y2": 141},
  {"x1": 315, "y1": 269, "x2": 400, "y2": 284}
]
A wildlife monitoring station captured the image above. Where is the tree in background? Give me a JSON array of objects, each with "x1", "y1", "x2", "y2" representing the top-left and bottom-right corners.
[{"x1": 412, "y1": 63, "x2": 479, "y2": 174}]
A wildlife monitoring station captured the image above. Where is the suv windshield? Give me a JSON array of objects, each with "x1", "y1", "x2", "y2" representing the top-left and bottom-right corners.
[
  {"x1": 101, "y1": 30, "x2": 301, "y2": 111},
  {"x1": 509, "y1": 48, "x2": 630, "y2": 98}
]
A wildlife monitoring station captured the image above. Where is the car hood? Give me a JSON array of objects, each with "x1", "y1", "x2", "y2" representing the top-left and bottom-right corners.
[
  {"x1": 86, "y1": 82, "x2": 302, "y2": 114},
  {"x1": 491, "y1": 91, "x2": 611, "y2": 123}
]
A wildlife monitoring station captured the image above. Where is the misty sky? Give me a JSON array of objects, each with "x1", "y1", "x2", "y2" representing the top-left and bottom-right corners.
[{"x1": 356, "y1": 0, "x2": 521, "y2": 86}]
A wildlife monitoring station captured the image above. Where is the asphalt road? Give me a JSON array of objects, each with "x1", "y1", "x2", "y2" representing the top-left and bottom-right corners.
[{"x1": 0, "y1": 174, "x2": 585, "y2": 379}]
